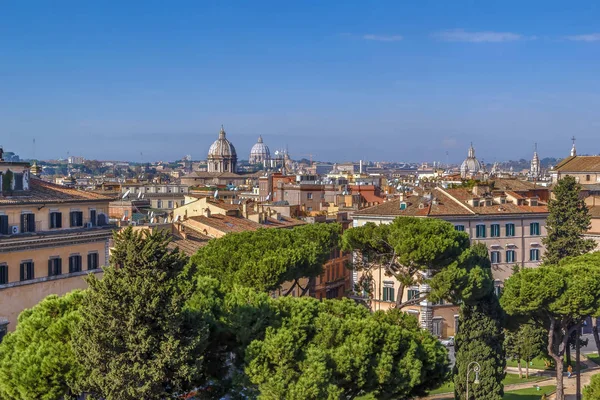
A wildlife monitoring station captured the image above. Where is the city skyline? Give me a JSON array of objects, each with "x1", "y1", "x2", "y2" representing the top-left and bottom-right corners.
[{"x1": 2, "y1": 1, "x2": 600, "y2": 162}]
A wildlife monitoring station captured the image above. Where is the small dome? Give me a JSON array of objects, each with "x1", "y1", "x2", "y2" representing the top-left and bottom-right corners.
[
  {"x1": 249, "y1": 135, "x2": 271, "y2": 164},
  {"x1": 208, "y1": 126, "x2": 237, "y2": 159},
  {"x1": 460, "y1": 143, "x2": 482, "y2": 177}
]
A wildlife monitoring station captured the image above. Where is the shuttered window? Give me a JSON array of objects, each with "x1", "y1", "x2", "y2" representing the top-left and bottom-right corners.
[
  {"x1": 0, "y1": 216, "x2": 8, "y2": 235},
  {"x1": 20, "y1": 213, "x2": 35, "y2": 233},
  {"x1": 48, "y1": 258, "x2": 62, "y2": 276},
  {"x1": 90, "y1": 209, "x2": 97, "y2": 227},
  {"x1": 49, "y1": 212, "x2": 62, "y2": 229},
  {"x1": 69, "y1": 255, "x2": 82, "y2": 273},
  {"x1": 69, "y1": 211, "x2": 83, "y2": 227},
  {"x1": 87, "y1": 253, "x2": 99, "y2": 270},
  {"x1": 20, "y1": 262, "x2": 34, "y2": 281},
  {"x1": 0, "y1": 264, "x2": 8, "y2": 284}
]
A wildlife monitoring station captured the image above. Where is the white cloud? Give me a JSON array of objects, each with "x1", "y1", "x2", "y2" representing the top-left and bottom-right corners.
[
  {"x1": 363, "y1": 34, "x2": 403, "y2": 42},
  {"x1": 433, "y1": 29, "x2": 523, "y2": 43},
  {"x1": 566, "y1": 33, "x2": 600, "y2": 42}
]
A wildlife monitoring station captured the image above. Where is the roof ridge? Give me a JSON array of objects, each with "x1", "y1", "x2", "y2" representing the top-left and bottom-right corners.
[{"x1": 435, "y1": 187, "x2": 476, "y2": 215}]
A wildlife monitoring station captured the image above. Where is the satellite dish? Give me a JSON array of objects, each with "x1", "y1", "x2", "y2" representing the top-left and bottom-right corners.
[
  {"x1": 122, "y1": 190, "x2": 131, "y2": 199},
  {"x1": 214, "y1": 190, "x2": 219, "y2": 199},
  {"x1": 121, "y1": 215, "x2": 126, "y2": 221},
  {"x1": 150, "y1": 217, "x2": 155, "y2": 224},
  {"x1": 137, "y1": 191, "x2": 142, "y2": 199},
  {"x1": 266, "y1": 192, "x2": 271, "y2": 201}
]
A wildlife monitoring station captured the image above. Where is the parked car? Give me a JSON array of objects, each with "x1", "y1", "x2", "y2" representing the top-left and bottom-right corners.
[{"x1": 440, "y1": 336, "x2": 454, "y2": 347}]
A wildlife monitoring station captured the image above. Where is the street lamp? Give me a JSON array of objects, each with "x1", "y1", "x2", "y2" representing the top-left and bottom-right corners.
[{"x1": 466, "y1": 361, "x2": 481, "y2": 400}]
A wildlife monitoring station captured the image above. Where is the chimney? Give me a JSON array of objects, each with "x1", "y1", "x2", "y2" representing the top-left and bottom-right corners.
[
  {"x1": 242, "y1": 202, "x2": 248, "y2": 219},
  {"x1": 398, "y1": 192, "x2": 405, "y2": 202},
  {"x1": 204, "y1": 208, "x2": 211, "y2": 218}
]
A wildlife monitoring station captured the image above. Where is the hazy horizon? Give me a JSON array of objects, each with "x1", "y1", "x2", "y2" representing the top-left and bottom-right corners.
[{"x1": 2, "y1": 1, "x2": 599, "y2": 163}]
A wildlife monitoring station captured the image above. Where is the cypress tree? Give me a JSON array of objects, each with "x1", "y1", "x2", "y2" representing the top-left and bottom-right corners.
[
  {"x1": 543, "y1": 175, "x2": 596, "y2": 265},
  {"x1": 73, "y1": 227, "x2": 210, "y2": 400}
]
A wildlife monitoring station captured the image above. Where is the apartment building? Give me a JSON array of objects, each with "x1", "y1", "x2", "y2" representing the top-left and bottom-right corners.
[
  {"x1": 351, "y1": 183, "x2": 549, "y2": 337},
  {"x1": 0, "y1": 161, "x2": 113, "y2": 333}
]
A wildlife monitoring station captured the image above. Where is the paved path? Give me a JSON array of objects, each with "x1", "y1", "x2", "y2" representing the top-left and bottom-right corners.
[
  {"x1": 548, "y1": 355, "x2": 600, "y2": 399},
  {"x1": 421, "y1": 354, "x2": 600, "y2": 400}
]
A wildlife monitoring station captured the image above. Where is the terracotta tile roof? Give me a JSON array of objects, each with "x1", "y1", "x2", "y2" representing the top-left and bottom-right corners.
[
  {"x1": 491, "y1": 179, "x2": 545, "y2": 191},
  {"x1": 0, "y1": 178, "x2": 112, "y2": 205},
  {"x1": 354, "y1": 187, "x2": 548, "y2": 218},
  {"x1": 553, "y1": 156, "x2": 600, "y2": 172},
  {"x1": 168, "y1": 230, "x2": 211, "y2": 256}
]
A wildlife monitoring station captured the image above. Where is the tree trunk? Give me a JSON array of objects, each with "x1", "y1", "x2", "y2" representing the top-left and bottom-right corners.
[
  {"x1": 395, "y1": 282, "x2": 405, "y2": 308},
  {"x1": 526, "y1": 360, "x2": 529, "y2": 379},
  {"x1": 518, "y1": 360, "x2": 523, "y2": 379},
  {"x1": 592, "y1": 317, "x2": 600, "y2": 358},
  {"x1": 576, "y1": 327, "x2": 581, "y2": 400},
  {"x1": 556, "y1": 356, "x2": 565, "y2": 400}
]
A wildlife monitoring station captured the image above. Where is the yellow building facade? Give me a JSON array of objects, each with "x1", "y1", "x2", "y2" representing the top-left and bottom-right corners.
[{"x1": 0, "y1": 161, "x2": 113, "y2": 335}]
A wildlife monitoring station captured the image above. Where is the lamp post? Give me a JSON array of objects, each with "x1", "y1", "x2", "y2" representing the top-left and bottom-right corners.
[{"x1": 466, "y1": 361, "x2": 481, "y2": 400}]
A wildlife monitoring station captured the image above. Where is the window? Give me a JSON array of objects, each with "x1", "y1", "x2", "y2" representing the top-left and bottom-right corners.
[
  {"x1": 157, "y1": 200, "x2": 162, "y2": 208},
  {"x1": 530, "y1": 249, "x2": 540, "y2": 261},
  {"x1": 69, "y1": 211, "x2": 83, "y2": 227},
  {"x1": 0, "y1": 264, "x2": 7, "y2": 284},
  {"x1": 88, "y1": 253, "x2": 99, "y2": 270},
  {"x1": 506, "y1": 223, "x2": 515, "y2": 237},
  {"x1": 454, "y1": 315, "x2": 460, "y2": 334},
  {"x1": 21, "y1": 213, "x2": 36, "y2": 233},
  {"x1": 587, "y1": 175, "x2": 591, "y2": 182},
  {"x1": 400, "y1": 202, "x2": 407, "y2": 210},
  {"x1": 530, "y1": 222, "x2": 540, "y2": 236},
  {"x1": 382, "y1": 281, "x2": 395, "y2": 302},
  {"x1": 476, "y1": 224, "x2": 486, "y2": 238},
  {"x1": 69, "y1": 255, "x2": 82, "y2": 273},
  {"x1": 494, "y1": 283, "x2": 502, "y2": 297},
  {"x1": 432, "y1": 319, "x2": 442, "y2": 337},
  {"x1": 20, "y1": 261, "x2": 34, "y2": 281},
  {"x1": 49, "y1": 212, "x2": 62, "y2": 229},
  {"x1": 506, "y1": 250, "x2": 516, "y2": 263},
  {"x1": 490, "y1": 224, "x2": 500, "y2": 237},
  {"x1": 455, "y1": 225, "x2": 465, "y2": 232},
  {"x1": 90, "y1": 209, "x2": 97, "y2": 227},
  {"x1": 491, "y1": 251, "x2": 501, "y2": 264},
  {"x1": 407, "y1": 288, "x2": 420, "y2": 301},
  {"x1": 0, "y1": 215, "x2": 8, "y2": 235},
  {"x1": 307, "y1": 193, "x2": 313, "y2": 199},
  {"x1": 168, "y1": 200, "x2": 173, "y2": 209},
  {"x1": 48, "y1": 258, "x2": 62, "y2": 276}
]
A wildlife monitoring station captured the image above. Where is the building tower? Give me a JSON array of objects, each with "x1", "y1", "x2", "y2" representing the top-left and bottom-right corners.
[
  {"x1": 207, "y1": 125, "x2": 237, "y2": 173},
  {"x1": 249, "y1": 135, "x2": 271, "y2": 166},
  {"x1": 530, "y1": 143, "x2": 541, "y2": 179},
  {"x1": 460, "y1": 143, "x2": 482, "y2": 179},
  {"x1": 571, "y1": 136, "x2": 577, "y2": 157}
]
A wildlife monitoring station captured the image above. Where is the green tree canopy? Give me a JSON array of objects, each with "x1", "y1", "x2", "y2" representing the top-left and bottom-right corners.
[
  {"x1": 543, "y1": 175, "x2": 596, "y2": 265},
  {"x1": 501, "y1": 257, "x2": 600, "y2": 399},
  {"x1": 0, "y1": 291, "x2": 84, "y2": 400},
  {"x1": 244, "y1": 296, "x2": 448, "y2": 399},
  {"x1": 190, "y1": 223, "x2": 341, "y2": 294},
  {"x1": 73, "y1": 228, "x2": 211, "y2": 400},
  {"x1": 342, "y1": 217, "x2": 470, "y2": 307}
]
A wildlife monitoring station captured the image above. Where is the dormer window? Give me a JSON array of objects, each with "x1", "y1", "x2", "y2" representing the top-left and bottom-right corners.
[
  {"x1": 472, "y1": 199, "x2": 480, "y2": 207},
  {"x1": 400, "y1": 202, "x2": 407, "y2": 210}
]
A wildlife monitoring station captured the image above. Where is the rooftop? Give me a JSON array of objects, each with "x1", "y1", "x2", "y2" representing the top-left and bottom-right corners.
[
  {"x1": 0, "y1": 178, "x2": 112, "y2": 205},
  {"x1": 553, "y1": 156, "x2": 600, "y2": 172}
]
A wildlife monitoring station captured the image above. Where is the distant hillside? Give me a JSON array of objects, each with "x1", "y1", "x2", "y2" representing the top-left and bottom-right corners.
[{"x1": 497, "y1": 157, "x2": 561, "y2": 171}]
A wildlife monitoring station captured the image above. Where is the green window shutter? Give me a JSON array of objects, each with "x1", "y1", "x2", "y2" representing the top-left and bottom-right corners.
[{"x1": 48, "y1": 259, "x2": 53, "y2": 276}]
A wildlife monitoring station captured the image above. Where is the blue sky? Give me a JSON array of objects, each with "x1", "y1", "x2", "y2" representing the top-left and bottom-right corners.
[{"x1": 1, "y1": 1, "x2": 600, "y2": 163}]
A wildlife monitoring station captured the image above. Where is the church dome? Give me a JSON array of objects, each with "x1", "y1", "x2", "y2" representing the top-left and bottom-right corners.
[
  {"x1": 208, "y1": 126, "x2": 237, "y2": 159},
  {"x1": 460, "y1": 143, "x2": 482, "y2": 177},
  {"x1": 249, "y1": 135, "x2": 270, "y2": 164}
]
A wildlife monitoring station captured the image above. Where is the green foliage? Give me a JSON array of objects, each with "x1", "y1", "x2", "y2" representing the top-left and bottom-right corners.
[
  {"x1": 190, "y1": 223, "x2": 341, "y2": 293},
  {"x1": 2, "y1": 169, "x2": 12, "y2": 192},
  {"x1": 244, "y1": 297, "x2": 449, "y2": 399},
  {"x1": 501, "y1": 256, "x2": 600, "y2": 398},
  {"x1": 0, "y1": 291, "x2": 84, "y2": 400},
  {"x1": 543, "y1": 175, "x2": 596, "y2": 265},
  {"x1": 504, "y1": 323, "x2": 547, "y2": 377},
  {"x1": 342, "y1": 217, "x2": 470, "y2": 304},
  {"x1": 584, "y1": 373, "x2": 600, "y2": 399},
  {"x1": 453, "y1": 294, "x2": 506, "y2": 400},
  {"x1": 73, "y1": 228, "x2": 210, "y2": 400}
]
